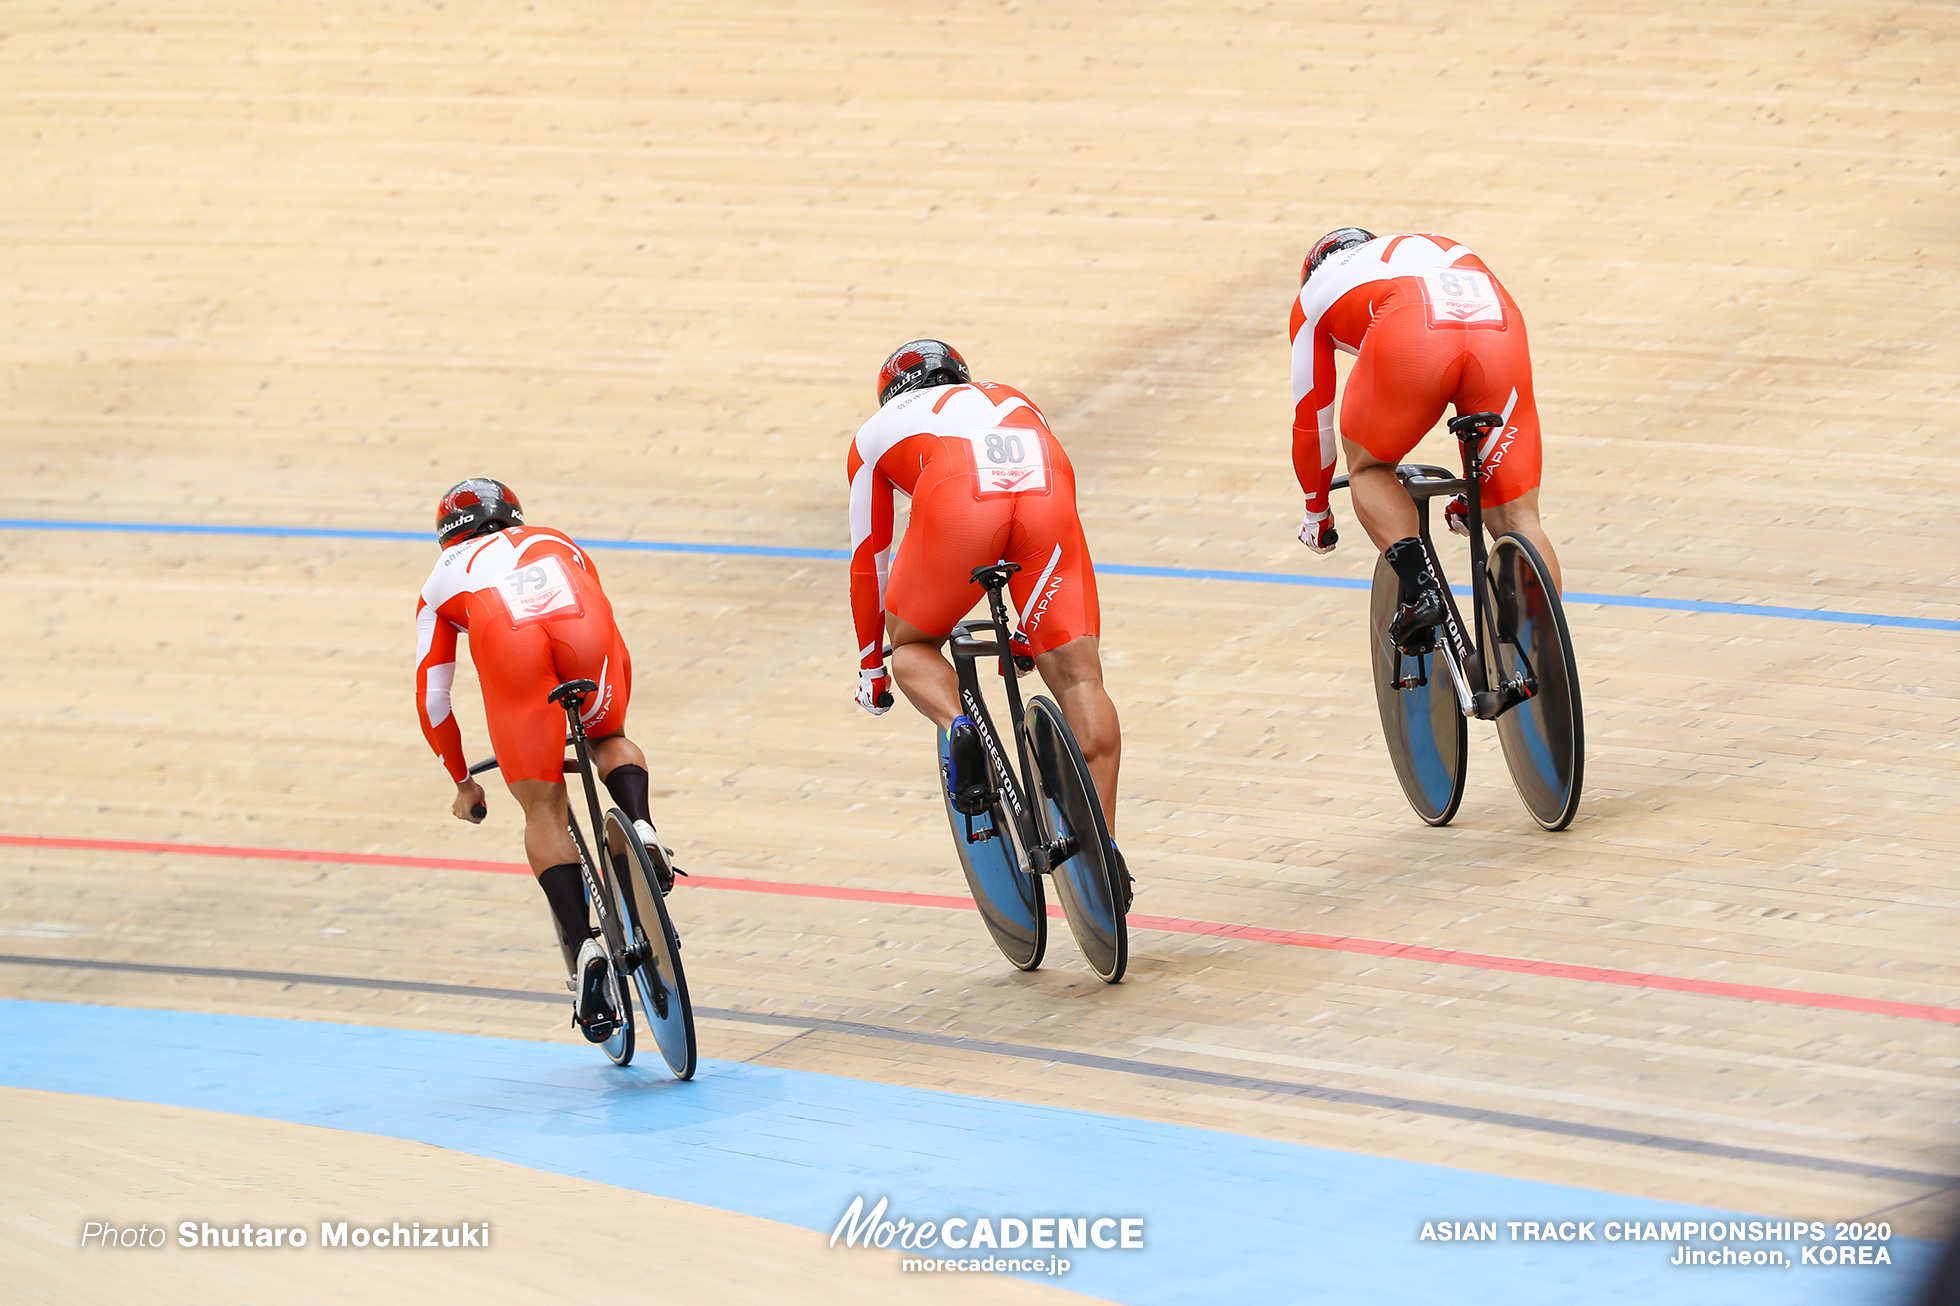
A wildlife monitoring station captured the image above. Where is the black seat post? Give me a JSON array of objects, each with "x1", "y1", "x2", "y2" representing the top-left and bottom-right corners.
[
  {"x1": 546, "y1": 678, "x2": 607, "y2": 831},
  {"x1": 1443, "y1": 412, "x2": 1504, "y2": 693},
  {"x1": 968, "y1": 562, "x2": 1022, "y2": 651},
  {"x1": 967, "y1": 560, "x2": 1036, "y2": 799},
  {"x1": 548, "y1": 678, "x2": 599, "y2": 741},
  {"x1": 1447, "y1": 411, "x2": 1504, "y2": 484}
]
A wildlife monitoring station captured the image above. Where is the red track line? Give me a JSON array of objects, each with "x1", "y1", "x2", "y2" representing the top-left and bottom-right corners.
[{"x1": 6, "y1": 833, "x2": 1955, "y2": 1026}]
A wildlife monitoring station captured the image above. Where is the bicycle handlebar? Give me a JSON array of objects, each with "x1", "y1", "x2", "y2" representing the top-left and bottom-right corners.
[
  {"x1": 1330, "y1": 464, "x2": 1469, "y2": 501},
  {"x1": 467, "y1": 748, "x2": 585, "y2": 778}
]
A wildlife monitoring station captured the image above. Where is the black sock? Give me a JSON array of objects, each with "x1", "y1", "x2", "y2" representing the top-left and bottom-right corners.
[
  {"x1": 537, "y1": 863, "x2": 590, "y2": 948},
  {"x1": 602, "y1": 764, "x2": 652, "y2": 826},
  {"x1": 1384, "y1": 537, "x2": 1433, "y2": 606}
]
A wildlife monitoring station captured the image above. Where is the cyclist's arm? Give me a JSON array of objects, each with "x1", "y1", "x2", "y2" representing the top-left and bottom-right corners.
[
  {"x1": 846, "y1": 448, "x2": 895, "y2": 673},
  {"x1": 414, "y1": 597, "x2": 469, "y2": 782},
  {"x1": 1289, "y1": 310, "x2": 1339, "y2": 518}
]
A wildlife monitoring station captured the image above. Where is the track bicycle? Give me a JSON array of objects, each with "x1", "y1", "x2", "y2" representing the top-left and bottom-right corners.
[
  {"x1": 1331, "y1": 411, "x2": 1584, "y2": 830},
  {"x1": 923, "y1": 562, "x2": 1129, "y2": 983},
  {"x1": 469, "y1": 678, "x2": 697, "y2": 1077}
]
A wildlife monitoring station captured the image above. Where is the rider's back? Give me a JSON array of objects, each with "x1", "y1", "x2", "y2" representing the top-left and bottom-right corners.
[
  {"x1": 1293, "y1": 232, "x2": 1519, "y2": 351},
  {"x1": 848, "y1": 380, "x2": 1071, "y2": 502},
  {"x1": 419, "y1": 525, "x2": 606, "y2": 638}
]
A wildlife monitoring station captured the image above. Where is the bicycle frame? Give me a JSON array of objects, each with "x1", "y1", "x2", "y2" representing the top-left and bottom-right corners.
[
  {"x1": 945, "y1": 566, "x2": 1075, "y2": 875},
  {"x1": 1336, "y1": 417, "x2": 1537, "y2": 723},
  {"x1": 546, "y1": 680, "x2": 641, "y2": 972}
]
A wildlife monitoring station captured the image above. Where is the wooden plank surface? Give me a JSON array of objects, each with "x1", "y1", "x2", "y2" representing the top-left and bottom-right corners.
[{"x1": 1, "y1": 1, "x2": 1956, "y2": 1286}]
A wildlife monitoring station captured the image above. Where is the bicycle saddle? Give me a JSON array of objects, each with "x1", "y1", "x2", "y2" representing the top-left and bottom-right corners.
[
  {"x1": 547, "y1": 679, "x2": 599, "y2": 708},
  {"x1": 1447, "y1": 411, "x2": 1504, "y2": 439},
  {"x1": 969, "y1": 561, "x2": 1022, "y2": 591}
]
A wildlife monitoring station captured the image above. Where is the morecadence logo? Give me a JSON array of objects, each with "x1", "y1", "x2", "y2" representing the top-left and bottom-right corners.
[{"x1": 830, "y1": 1194, "x2": 1143, "y2": 1274}]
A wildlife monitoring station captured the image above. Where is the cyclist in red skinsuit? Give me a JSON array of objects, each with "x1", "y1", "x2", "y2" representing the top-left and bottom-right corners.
[
  {"x1": 847, "y1": 341, "x2": 1126, "y2": 870},
  {"x1": 414, "y1": 479, "x2": 657, "y2": 1038},
  {"x1": 1289, "y1": 229, "x2": 1563, "y2": 647}
]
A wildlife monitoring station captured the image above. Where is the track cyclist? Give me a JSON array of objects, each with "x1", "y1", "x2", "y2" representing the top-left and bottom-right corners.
[
  {"x1": 846, "y1": 340, "x2": 1130, "y2": 889},
  {"x1": 1289, "y1": 229, "x2": 1564, "y2": 651},
  {"x1": 413, "y1": 478, "x2": 660, "y2": 1041}
]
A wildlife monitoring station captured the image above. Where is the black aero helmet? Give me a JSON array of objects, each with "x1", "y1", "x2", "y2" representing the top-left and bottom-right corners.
[
  {"x1": 1301, "y1": 227, "x2": 1377, "y2": 285},
  {"x1": 436, "y1": 478, "x2": 524, "y2": 546},
  {"x1": 877, "y1": 339, "x2": 970, "y2": 407}
]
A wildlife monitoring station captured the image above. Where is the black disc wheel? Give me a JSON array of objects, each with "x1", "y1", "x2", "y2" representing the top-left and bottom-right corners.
[
  {"x1": 604, "y1": 810, "x2": 697, "y2": 1079},
  {"x1": 1484, "y1": 534, "x2": 1585, "y2": 831},
  {"x1": 1369, "y1": 550, "x2": 1468, "y2": 826},
  {"x1": 1026, "y1": 695, "x2": 1126, "y2": 984},
  {"x1": 939, "y1": 725, "x2": 1046, "y2": 971}
]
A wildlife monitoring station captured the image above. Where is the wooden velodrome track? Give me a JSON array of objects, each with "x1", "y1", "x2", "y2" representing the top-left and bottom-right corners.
[{"x1": 2, "y1": 2, "x2": 1957, "y2": 1301}]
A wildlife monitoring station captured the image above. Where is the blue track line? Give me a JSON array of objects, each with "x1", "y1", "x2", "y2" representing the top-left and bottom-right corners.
[
  {"x1": 0, "y1": 1000, "x2": 1935, "y2": 1304},
  {"x1": 3, "y1": 517, "x2": 1953, "y2": 632}
]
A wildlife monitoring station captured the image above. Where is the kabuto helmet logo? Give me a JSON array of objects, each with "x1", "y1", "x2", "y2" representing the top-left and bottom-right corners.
[
  {"x1": 437, "y1": 478, "x2": 525, "y2": 546},
  {"x1": 877, "y1": 339, "x2": 970, "y2": 407}
]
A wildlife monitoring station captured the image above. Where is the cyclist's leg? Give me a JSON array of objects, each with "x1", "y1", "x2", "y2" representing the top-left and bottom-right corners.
[
  {"x1": 1482, "y1": 488, "x2": 1560, "y2": 591},
  {"x1": 507, "y1": 778, "x2": 578, "y2": 872},
  {"x1": 1008, "y1": 460, "x2": 1119, "y2": 832},
  {"x1": 545, "y1": 607, "x2": 653, "y2": 821},
  {"x1": 886, "y1": 617, "x2": 958, "y2": 728},
  {"x1": 477, "y1": 621, "x2": 592, "y2": 970},
  {"x1": 1340, "y1": 297, "x2": 1455, "y2": 550},
  {"x1": 884, "y1": 463, "x2": 1012, "y2": 728},
  {"x1": 1458, "y1": 327, "x2": 1561, "y2": 588},
  {"x1": 1341, "y1": 438, "x2": 1419, "y2": 549},
  {"x1": 1031, "y1": 637, "x2": 1119, "y2": 833},
  {"x1": 505, "y1": 777, "x2": 589, "y2": 977}
]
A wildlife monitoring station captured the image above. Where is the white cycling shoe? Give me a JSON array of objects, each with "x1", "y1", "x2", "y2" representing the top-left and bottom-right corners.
[
  {"x1": 573, "y1": 935, "x2": 618, "y2": 1043},
  {"x1": 633, "y1": 818, "x2": 683, "y2": 894}
]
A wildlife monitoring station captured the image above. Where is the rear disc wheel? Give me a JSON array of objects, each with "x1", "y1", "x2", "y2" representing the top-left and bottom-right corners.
[
  {"x1": 1026, "y1": 695, "x2": 1126, "y2": 984},
  {"x1": 1484, "y1": 534, "x2": 1585, "y2": 831},
  {"x1": 605, "y1": 810, "x2": 697, "y2": 1079}
]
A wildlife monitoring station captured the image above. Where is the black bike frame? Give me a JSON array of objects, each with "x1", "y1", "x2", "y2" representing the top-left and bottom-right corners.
[
  {"x1": 548, "y1": 681, "x2": 639, "y2": 971},
  {"x1": 945, "y1": 567, "x2": 1074, "y2": 875},
  {"x1": 1338, "y1": 413, "x2": 1536, "y2": 722}
]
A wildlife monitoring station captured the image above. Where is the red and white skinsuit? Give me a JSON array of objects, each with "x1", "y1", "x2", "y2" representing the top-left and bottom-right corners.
[
  {"x1": 847, "y1": 381, "x2": 1101, "y2": 698},
  {"x1": 1290, "y1": 233, "x2": 1543, "y2": 536},
  {"x1": 414, "y1": 525, "x2": 632, "y2": 785}
]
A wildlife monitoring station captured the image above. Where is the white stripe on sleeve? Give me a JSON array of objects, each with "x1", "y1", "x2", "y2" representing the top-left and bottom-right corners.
[{"x1": 424, "y1": 661, "x2": 456, "y2": 729}]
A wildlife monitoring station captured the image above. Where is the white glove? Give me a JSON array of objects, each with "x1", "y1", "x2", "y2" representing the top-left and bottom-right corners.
[
  {"x1": 1298, "y1": 507, "x2": 1339, "y2": 554},
  {"x1": 855, "y1": 666, "x2": 893, "y2": 715},
  {"x1": 1443, "y1": 494, "x2": 1471, "y2": 537}
]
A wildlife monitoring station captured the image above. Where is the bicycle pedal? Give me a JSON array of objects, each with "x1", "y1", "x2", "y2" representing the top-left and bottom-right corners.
[
  {"x1": 574, "y1": 1010, "x2": 616, "y2": 1043},
  {"x1": 1393, "y1": 650, "x2": 1430, "y2": 690},
  {"x1": 951, "y1": 789, "x2": 997, "y2": 818}
]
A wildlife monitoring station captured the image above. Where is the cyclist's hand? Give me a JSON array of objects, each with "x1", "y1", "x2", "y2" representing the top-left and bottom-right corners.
[
  {"x1": 1298, "y1": 507, "x2": 1339, "y2": 554},
  {"x1": 856, "y1": 666, "x2": 894, "y2": 715},
  {"x1": 1443, "y1": 494, "x2": 1471, "y2": 537},
  {"x1": 1006, "y1": 630, "x2": 1035, "y2": 678},
  {"x1": 452, "y1": 778, "x2": 487, "y2": 823}
]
